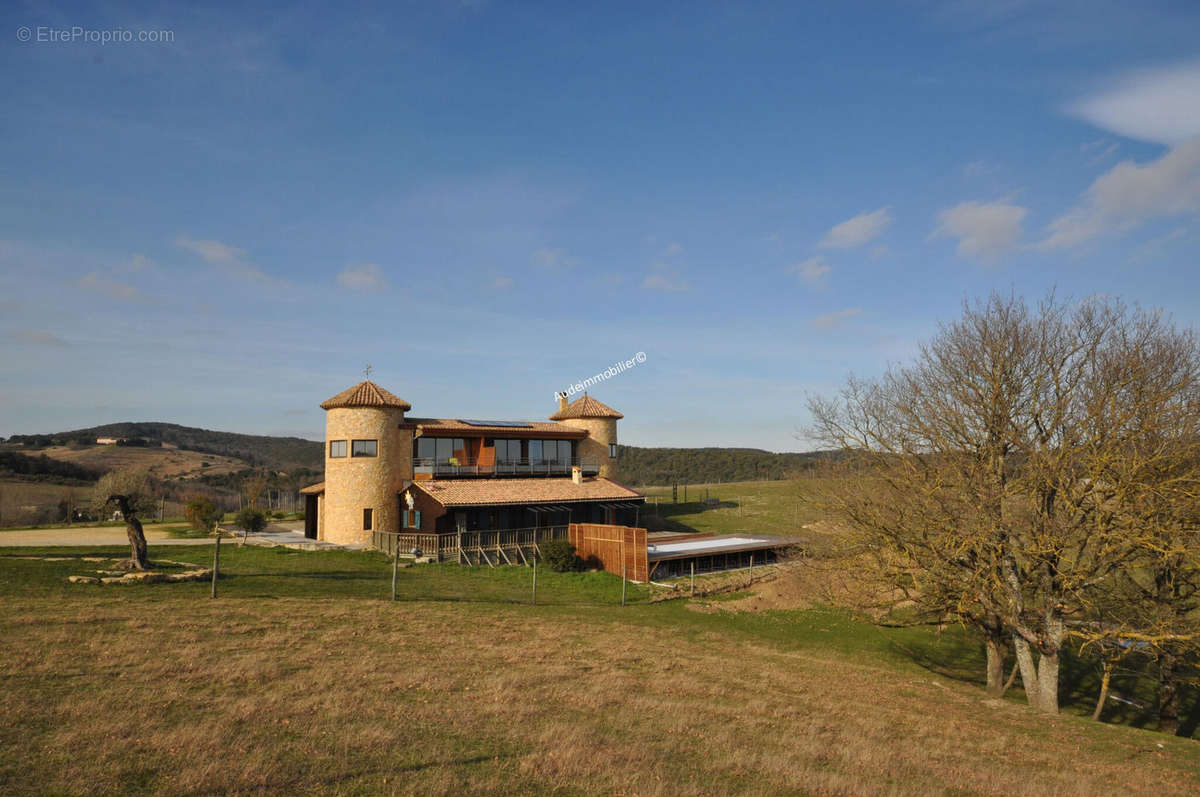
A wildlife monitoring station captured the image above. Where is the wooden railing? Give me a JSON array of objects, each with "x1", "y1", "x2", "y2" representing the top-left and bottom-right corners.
[{"x1": 372, "y1": 526, "x2": 569, "y2": 564}]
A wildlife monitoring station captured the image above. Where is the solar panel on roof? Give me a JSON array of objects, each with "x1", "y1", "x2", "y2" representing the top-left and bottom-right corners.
[{"x1": 459, "y1": 419, "x2": 533, "y2": 428}]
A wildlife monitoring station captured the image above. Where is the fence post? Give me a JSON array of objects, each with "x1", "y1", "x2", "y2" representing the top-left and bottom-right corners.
[
  {"x1": 531, "y1": 550, "x2": 538, "y2": 606},
  {"x1": 749, "y1": 553, "x2": 754, "y2": 586},
  {"x1": 391, "y1": 545, "x2": 399, "y2": 602},
  {"x1": 210, "y1": 534, "x2": 221, "y2": 599},
  {"x1": 621, "y1": 557, "x2": 627, "y2": 607},
  {"x1": 690, "y1": 560, "x2": 695, "y2": 596}
]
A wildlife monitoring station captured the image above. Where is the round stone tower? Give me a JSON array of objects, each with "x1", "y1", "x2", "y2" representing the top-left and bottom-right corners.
[
  {"x1": 550, "y1": 393, "x2": 623, "y2": 479},
  {"x1": 319, "y1": 381, "x2": 412, "y2": 546}
]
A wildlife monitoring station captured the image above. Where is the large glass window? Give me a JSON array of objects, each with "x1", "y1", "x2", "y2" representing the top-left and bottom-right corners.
[
  {"x1": 529, "y1": 439, "x2": 542, "y2": 463},
  {"x1": 435, "y1": 438, "x2": 453, "y2": 463},
  {"x1": 351, "y1": 439, "x2": 377, "y2": 457},
  {"x1": 495, "y1": 439, "x2": 521, "y2": 464},
  {"x1": 416, "y1": 437, "x2": 435, "y2": 460},
  {"x1": 329, "y1": 440, "x2": 347, "y2": 458},
  {"x1": 559, "y1": 440, "x2": 572, "y2": 463}
]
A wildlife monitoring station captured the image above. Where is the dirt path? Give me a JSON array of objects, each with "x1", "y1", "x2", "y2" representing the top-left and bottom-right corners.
[{"x1": 0, "y1": 520, "x2": 304, "y2": 547}]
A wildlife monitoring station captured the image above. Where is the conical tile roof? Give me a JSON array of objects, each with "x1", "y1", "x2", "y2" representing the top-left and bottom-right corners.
[
  {"x1": 319, "y1": 380, "x2": 412, "y2": 411},
  {"x1": 549, "y1": 394, "x2": 623, "y2": 420}
]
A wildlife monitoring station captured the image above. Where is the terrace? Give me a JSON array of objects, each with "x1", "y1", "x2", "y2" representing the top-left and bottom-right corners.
[{"x1": 412, "y1": 430, "x2": 598, "y2": 478}]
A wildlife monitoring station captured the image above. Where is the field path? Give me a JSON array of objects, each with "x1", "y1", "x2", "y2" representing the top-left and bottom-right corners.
[{"x1": 0, "y1": 520, "x2": 305, "y2": 547}]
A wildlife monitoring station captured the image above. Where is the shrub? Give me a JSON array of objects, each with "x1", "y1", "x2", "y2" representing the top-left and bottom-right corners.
[
  {"x1": 185, "y1": 496, "x2": 220, "y2": 534},
  {"x1": 233, "y1": 507, "x2": 268, "y2": 535},
  {"x1": 540, "y1": 539, "x2": 582, "y2": 572}
]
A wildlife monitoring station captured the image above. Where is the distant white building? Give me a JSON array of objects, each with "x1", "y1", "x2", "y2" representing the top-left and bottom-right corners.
[{"x1": 95, "y1": 437, "x2": 123, "y2": 445}]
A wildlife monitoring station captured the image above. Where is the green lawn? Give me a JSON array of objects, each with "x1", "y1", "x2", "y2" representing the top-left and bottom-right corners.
[{"x1": 639, "y1": 478, "x2": 835, "y2": 545}]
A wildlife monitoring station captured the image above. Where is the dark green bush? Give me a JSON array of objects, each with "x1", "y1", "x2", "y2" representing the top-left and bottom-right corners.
[
  {"x1": 540, "y1": 539, "x2": 582, "y2": 572},
  {"x1": 234, "y1": 507, "x2": 268, "y2": 535}
]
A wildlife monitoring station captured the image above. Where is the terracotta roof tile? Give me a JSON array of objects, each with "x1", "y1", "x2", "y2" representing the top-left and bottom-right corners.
[
  {"x1": 320, "y1": 381, "x2": 412, "y2": 411},
  {"x1": 410, "y1": 477, "x2": 643, "y2": 507},
  {"x1": 549, "y1": 394, "x2": 623, "y2": 420}
]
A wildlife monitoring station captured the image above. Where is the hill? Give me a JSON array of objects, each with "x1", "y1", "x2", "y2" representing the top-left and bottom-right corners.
[
  {"x1": 615, "y1": 445, "x2": 836, "y2": 486},
  {"x1": 7, "y1": 422, "x2": 323, "y2": 472},
  {"x1": 5, "y1": 422, "x2": 838, "y2": 487}
]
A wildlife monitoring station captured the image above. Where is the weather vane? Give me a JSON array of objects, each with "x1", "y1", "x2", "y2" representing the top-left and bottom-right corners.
[{"x1": 363, "y1": 364, "x2": 373, "y2": 379}]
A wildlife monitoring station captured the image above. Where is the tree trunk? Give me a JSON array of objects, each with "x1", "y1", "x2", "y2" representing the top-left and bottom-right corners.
[
  {"x1": 1013, "y1": 635, "x2": 1060, "y2": 713},
  {"x1": 1092, "y1": 662, "x2": 1113, "y2": 722},
  {"x1": 1013, "y1": 635, "x2": 1040, "y2": 707},
  {"x1": 126, "y1": 516, "x2": 149, "y2": 570},
  {"x1": 985, "y1": 634, "x2": 1007, "y2": 698},
  {"x1": 1158, "y1": 651, "x2": 1180, "y2": 735}
]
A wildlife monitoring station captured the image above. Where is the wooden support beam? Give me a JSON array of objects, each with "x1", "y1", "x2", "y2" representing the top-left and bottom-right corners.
[{"x1": 498, "y1": 546, "x2": 513, "y2": 566}]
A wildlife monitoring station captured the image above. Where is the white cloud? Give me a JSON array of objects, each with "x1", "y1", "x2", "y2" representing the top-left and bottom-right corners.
[
  {"x1": 642, "y1": 263, "x2": 690, "y2": 292},
  {"x1": 932, "y1": 201, "x2": 1027, "y2": 256},
  {"x1": 77, "y1": 271, "x2": 140, "y2": 300},
  {"x1": 336, "y1": 263, "x2": 388, "y2": 291},
  {"x1": 1040, "y1": 137, "x2": 1200, "y2": 250},
  {"x1": 819, "y1": 207, "x2": 893, "y2": 249},
  {"x1": 175, "y1": 236, "x2": 272, "y2": 283},
  {"x1": 811, "y1": 308, "x2": 862, "y2": 331},
  {"x1": 532, "y1": 247, "x2": 579, "y2": 269},
  {"x1": 9, "y1": 329, "x2": 68, "y2": 346},
  {"x1": 788, "y1": 256, "x2": 831, "y2": 286},
  {"x1": 1069, "y1": 61, "x2": 1200, "y2": 146},
  {"x1": 1080, "y1": 138, "x2": 1119, "y2": 165}
]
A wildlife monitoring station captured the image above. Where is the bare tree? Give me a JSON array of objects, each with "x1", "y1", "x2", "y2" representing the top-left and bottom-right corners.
[
  {"x1": 810, "y1": 293, "x2": 1200, "y2": 714},
  {"x1": 91, "y1": 469, "x2": 153, "y2": 570}
]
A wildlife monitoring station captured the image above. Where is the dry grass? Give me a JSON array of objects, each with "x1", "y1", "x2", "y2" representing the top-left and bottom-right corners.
[
  {"x1": 3, "y1": 588, "x2": 1199, "y2": 795},
  {"x1": 32, "y1": 445, "x2": 247, "y2": 480}
]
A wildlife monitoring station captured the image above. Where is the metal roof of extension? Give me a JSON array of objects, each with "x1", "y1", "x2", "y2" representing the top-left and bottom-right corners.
[{"x1": 646, "y1": 534, "x2": 799, "y2": 561}]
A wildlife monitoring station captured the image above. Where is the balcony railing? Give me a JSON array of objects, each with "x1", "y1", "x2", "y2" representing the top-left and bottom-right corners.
[
  {"x1": 412, "y1": 456, "x2": 601, "y2": 478},
  {"x1": 373, "y1": 525, "x2": 569, "y2": 564}
]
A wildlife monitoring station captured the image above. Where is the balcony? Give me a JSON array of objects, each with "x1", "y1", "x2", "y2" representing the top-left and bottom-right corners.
[{"x1": 413, "y1": 456, "x2": 601, "y2": 478}]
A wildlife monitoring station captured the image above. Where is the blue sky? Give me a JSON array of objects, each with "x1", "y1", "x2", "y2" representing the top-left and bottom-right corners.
[{"x1": 2, "y1": 1, "x2": 1199, "y2": 451}]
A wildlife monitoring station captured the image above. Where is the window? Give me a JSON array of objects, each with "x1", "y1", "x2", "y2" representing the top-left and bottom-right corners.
[
  {"x1": 329, "y1": 440, "x2": 347, "y2": 458},
  {"x1": 609, "y1": 442, "x2": 618, "y2": 458},
  {"x1": 559, "y1": 440, "x2": 572, "y2": 463},
  {"x1": 529, "y1": 439, "x2": 542, "y2": 463},
  {"x1": 403, "y1": 509, "x2": 422, "y2": 529},
  {"x1": 363, "y1": 508, "x2": 373, "y2": 530},
  {"x1": 495, "y1": 439, "x2": 521, "y2": 464},
  {"x1": 351, "y1": 439, "x2": 377, "y2": 457},
  {"x1": 416, "y1": 437, "x2": 435, "y2": 461}
]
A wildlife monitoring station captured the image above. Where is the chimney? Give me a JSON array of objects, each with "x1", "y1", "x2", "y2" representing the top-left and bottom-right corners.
[
  {"x1": 571, "y1": 465, "x2": 583, "y2": 485},
  {"x1": 557, "y1": 392, "x2": 568, "y2": 413}
]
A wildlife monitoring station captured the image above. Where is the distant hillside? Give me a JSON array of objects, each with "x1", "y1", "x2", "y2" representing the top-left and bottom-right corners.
[
  {"x1": 5, "y1": 422, "x2": 835, "y2": 488},
  {"x1": 8, "y1": 422, "x2": 323, "y2": 472},
  {"x1": 615, "y1": 445, "x2": 836, "y2": 487}
]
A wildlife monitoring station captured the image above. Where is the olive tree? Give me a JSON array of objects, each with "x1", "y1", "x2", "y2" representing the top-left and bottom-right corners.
[{"x1": 91, "y1": 468, "x2": 153, "y2": 570}]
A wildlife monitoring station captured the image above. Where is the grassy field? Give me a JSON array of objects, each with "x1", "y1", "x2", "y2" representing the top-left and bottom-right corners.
[
  {"x1": 3, "y1": 543, "x2": 1199, "y2": 795},
  {"x1": 24, "y1": 444, "x2": 249, "y2": 480},
  {"x1": 640, "y1": 478, "x2": 836, "y2": 545}
]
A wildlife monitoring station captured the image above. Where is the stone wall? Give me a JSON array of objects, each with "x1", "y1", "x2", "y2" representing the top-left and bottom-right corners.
[
  {"x1": 558, "y1": 417, "x2": 619, "y2": 478},
  {"x1": 323, "y1": 406, "x2": 412, "y2": 545}
]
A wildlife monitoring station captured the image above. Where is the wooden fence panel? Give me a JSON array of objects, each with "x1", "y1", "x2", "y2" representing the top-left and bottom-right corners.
[{"x1": 569, "y1": 523, "x2": 648, "y2": 582}]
